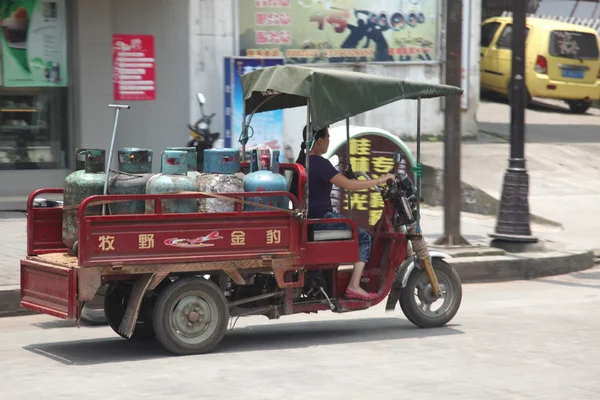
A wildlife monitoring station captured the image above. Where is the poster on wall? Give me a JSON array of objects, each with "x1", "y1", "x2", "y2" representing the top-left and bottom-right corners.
[
  {"x1": 112, "y1": 34, "x2": 156, "y2": 101},
  {"x1": 0, "y1": 0, "x2": 68, "y2": 87},
  {"x1": 223, "y1": 56, "x2": 284, "y2": 160},
  {"x1": 237, "y1": 0, "x2": 439, "y2": 64}
]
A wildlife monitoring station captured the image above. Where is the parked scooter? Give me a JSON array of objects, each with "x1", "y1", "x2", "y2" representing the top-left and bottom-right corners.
[{"x1": 186, "y1": 93, "x2": 220, "y2": 171}]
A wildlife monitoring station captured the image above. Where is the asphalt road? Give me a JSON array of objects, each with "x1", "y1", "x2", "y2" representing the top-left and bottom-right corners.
[
  {"x1": 2, "y1": 266, "x2": 600, "y2": 399},
  {"x1": 478, "y1": 94, "x2": 600, "y2": 143}
]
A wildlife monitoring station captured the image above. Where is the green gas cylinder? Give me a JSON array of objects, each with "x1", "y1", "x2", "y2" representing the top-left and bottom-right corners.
[
  {"x1": 107, "y1": 148, "x2": 154, "y2": 215},
  {"x1": 146, "y1": 150, "x2": 197, "y2": 214},
  {"x1": 62, "y1": 149, "x2": 106, "y2": 255}
]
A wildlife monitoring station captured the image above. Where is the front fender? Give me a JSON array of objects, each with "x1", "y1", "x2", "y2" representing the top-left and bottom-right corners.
[{"x1": 385, "y1": 251, "x2": 452, "y2": 311}]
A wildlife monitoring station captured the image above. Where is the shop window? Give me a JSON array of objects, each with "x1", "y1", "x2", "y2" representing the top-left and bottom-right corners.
[{"x1": 0, "y1": 89, "x2": 67, "y2": 170}]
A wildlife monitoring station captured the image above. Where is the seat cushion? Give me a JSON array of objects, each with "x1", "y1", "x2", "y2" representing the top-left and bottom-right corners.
[{"x1": 312, "y1": 230, "x2": 353, "y2": 241}]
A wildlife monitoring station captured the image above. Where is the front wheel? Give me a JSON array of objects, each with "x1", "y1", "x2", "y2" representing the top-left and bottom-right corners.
[
  {"x1": 399, "y1": 258, "x2": 462, "y2": 328},
  {"x1": 153, "y1": 277, "x2": 229, "y2": 356}
]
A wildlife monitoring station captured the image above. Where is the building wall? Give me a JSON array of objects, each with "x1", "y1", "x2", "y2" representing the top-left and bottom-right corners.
[
  {"x1": 72, "y1": 0, "x2": 191, "y2": 172},
  {"x1": 190, "y1": 0, "x2": 482, "y2": 158}
]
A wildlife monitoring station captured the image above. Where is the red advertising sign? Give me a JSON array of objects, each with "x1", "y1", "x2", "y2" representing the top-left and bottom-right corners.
[{"x1": 112, "y1": 34, "x2": 156, "y2": 101}]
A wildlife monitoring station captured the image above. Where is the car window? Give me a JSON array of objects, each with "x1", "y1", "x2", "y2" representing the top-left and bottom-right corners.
[
  {"x1": 549, "y1": 30, "x2": 599, "y2": 59},
  {"x1": 481, "y1": 22, "x2": 501, "y2": 48},
  {"x1": 496, "y1": 25, "x2": 530, "y2": 49}
]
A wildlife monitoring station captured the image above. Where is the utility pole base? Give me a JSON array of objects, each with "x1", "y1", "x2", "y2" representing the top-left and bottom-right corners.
[
  {"x1": 489, "y1": 169, "x2": 538, "y2": 246},
  {"x1": 433, "y1": 234, "x2": 470, "y2": 246}
]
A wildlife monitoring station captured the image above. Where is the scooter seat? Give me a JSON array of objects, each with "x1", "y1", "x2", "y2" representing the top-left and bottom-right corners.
[{"x1": 312, "y1": 230, "x2": 353, "y2": 241}]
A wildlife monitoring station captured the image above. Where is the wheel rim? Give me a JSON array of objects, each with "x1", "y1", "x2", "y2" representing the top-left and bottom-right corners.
[
  {"x1": 412, "y1": 269, "x2": 455, "y2": 318},
  {"x1": 169, "y1": 291, "x2": 219, "y2": 345}
]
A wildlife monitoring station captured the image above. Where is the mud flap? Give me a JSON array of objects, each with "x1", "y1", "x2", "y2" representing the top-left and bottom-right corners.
[
  {"x1": 385, "y1": 258, "x2": 411, "y2": 311},
  {"x1": 118, "y1": 274, "x2": 153, "y2": 338}
]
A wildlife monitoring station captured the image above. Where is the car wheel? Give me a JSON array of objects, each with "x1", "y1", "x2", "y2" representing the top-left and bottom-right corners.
[{"x1": 567, "y1": 100, "x2": 591, "y2": 114}]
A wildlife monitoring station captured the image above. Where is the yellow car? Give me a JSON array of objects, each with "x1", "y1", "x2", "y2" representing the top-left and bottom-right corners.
[{"x1": 480, "y1": 16, "x2": 600, "y2": 114}]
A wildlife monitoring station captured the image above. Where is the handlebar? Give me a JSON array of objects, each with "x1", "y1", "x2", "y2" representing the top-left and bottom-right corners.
[{"x1": 353, "y1": 171, "x2": 383, "y2": 192}]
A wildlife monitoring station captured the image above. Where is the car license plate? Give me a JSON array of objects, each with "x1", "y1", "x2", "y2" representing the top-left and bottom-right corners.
[{"x1": 561, "y1": 69, "x2": 584, "y2": 79}]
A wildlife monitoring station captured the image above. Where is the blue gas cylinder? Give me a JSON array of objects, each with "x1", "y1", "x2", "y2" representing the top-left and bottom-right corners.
[
  {"x1": 146, "y1": 150, "x2": 197, "y2": 214},
  {"x1": 203, "y1": 148, "x2": 240, "y2": 174},
  {"x1": 63, "y1": 149, "x2": 106, "y2": 255},
  {"x1": 107, "y1": 148, "x2": 154, "y2": 215},
  {"x1": 164, "y1": 147, "x2": 197, "y2": 173},
  {"x1": 243, "y1": 147, "x2": 288, "y2": 211}
]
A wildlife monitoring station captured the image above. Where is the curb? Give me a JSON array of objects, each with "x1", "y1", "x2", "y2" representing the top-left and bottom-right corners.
[
  {"x1": 0, "y1": 251, "x2": 595, "y2": 318},
  {"x1": 447, "y1": 250, "x2": 595, "y2": 283}
]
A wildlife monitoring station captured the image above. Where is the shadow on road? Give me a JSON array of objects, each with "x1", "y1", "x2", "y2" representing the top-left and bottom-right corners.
[{"x1": 22, "y1": 317, "x2": 464, "y2": 366}]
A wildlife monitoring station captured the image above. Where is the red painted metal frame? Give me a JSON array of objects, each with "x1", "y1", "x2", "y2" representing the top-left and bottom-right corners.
[
  {"x1": 20, "y1": 258, "x2": 78, "y2": 320},
  {"x1": 26, "y1": 188, "x2": 67, "y2": 256},
  {"x1": 77, "y1": 191, "x2": 302, "y2": 267},
  {"x1": 19, "y1": 158, "x2": 409, "y2": 318}
]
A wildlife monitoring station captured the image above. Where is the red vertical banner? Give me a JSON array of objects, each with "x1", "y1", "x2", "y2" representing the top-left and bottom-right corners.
[{"x1": 112, "y1": 34, "x2": 156, "y2": 101}]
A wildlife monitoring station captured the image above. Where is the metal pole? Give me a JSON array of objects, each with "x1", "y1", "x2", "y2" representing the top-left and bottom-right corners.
[
  {"x1": 346, "y1": 117, "x2": 351, "y2": 218},
  {"x1": 415, "y1": 98, "x2": 422, "y2": 233},
  {"x1": 103, "y1": 104, "x2": 130, "y2": 216},
  {"x1": 304, "y1": 99, "x2": 311, "y2": 212},
  {"x1": 434, "y1": 0, "x2": 468, "y2": 246},
  {"x1": 490, "y1": 0, "x2": 538, "y2": 248},
  {"x1": 241, "y1": 100, "x2": 246, "y2": 162}
]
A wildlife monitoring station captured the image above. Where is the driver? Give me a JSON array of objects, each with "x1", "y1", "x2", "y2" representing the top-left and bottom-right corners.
[{"x1": 291, "y1": 125, "x2": 395, "y2": 301}]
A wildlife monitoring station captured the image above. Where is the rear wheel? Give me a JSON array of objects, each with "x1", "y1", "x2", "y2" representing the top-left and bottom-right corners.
[
  {"x1": 400, "y1": 259, "x2": 462, "y2": 328},
  {"x1": 153, "y1": 277, "x2": 229, "y2": 355},
  {"x1": 80, "y1": 284, "x2": 108, "y2": 326},
  {"x1": 567, "y1": 100, "x2": 591, "y2": 114},
  {"x1": 104, "y1": 282, "x2": 156, "y2": 340}
]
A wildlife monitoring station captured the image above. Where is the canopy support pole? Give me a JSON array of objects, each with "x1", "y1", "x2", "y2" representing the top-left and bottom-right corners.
[
  {"x1": 346, "y1": 117, "x2": 351, "y2": 219},
  {"x1": 304, "y1": 99, "x2": 311, "y2": 213},
  {"x1": 240, "y1": 94, "x2": 279, "y2": 162},
  {"x1": 415, "y1": 98, "x2": 422, "y2": 234}
]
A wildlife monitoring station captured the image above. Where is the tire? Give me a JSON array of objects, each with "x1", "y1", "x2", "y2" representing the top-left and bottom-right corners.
[
  {"x1": 80, "y1": 284, "x2": 108, "y2": 326},
  {"x1": 104, "y1": 282, "x2": 156, "y2": 340},
  {"x1": 567, "y1": 100, "x2": 591, "y2": 114},
  {"x1": 400, "y1": 259, "x2": 462, "y2": 328},
  {"x1": 153, "y1": 277, "x2": 229, "y2": 356}
]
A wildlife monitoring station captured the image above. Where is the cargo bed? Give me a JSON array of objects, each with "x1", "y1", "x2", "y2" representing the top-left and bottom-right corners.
[{"x1": 20, "y1": 188, "x2": 361, "y2": 320}]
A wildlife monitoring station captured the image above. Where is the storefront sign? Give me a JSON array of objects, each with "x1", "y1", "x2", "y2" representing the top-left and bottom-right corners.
[
  {"x1": 223, "y1": 56, "x2": 284, "y2": 158},
  {"x1": 112, "y1": 34, "x2": 156, "y2": 101},
  {"x1": 0, "y1": 0, "x2": 68, "y2": 87},
  {"x1": 237, "y1": 0, "x2": 439, "y2": 64},
  {"x1": 329, "y1": 134, "x2": 414, "y2": 230}
]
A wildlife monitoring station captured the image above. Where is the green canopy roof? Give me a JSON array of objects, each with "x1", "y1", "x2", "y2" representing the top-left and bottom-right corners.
[{"x1": 241, "y1": 64, "x2": 463, "y2": 132}]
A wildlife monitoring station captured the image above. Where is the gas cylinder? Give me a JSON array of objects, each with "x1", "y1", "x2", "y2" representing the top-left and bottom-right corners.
[
  {"x1": 197, "y1": 148, "x2": 243, "y2": 213},
  {"x1": 146, "y1": 150, "x2": 197, "y2": 214},
  {"x1": 163, "y1": 147, "x2": 197, "y2": 174},
  {"x1": 107, "y1": 148, "x2": 154, "y2": 215},
  {"x1": 243, "y1": 147, "x2": 288, "y2": 212},
  {"x1": 62, "y1": 149, "x2": 107, "y2": 255},
  {"x1": 74, "y1": 148, "x2": 90, "y2": 170}
]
